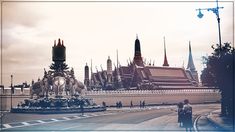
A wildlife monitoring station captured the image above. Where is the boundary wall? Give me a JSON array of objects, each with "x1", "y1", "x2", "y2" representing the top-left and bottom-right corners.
[{"x1": 0, "y1": 88, "x2": 221, "y2": 110}]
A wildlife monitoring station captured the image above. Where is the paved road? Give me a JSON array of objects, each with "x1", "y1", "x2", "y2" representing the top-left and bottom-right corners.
[{"x1": 1, "y1": 104, "x2": 221, "y2": 131}]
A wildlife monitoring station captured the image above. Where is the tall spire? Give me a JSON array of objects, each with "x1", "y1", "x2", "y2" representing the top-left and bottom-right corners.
[
  {"x1": 187, "y1": 41, "x2": 196, "y2": 71},
  {"x1": 90, "y1": 59, "x2": 96, "y2": 86},
  {"x1": 134, "y1": 35, "x2": 141, "y2": 57},
  {"x1": 90, "y1": 59, "x2": 93, "y2": 74},
  {"x1": 107, "y1": 56, "x2": 112, "y2": 75},
  {"x1": 116, "y1": 49, "x2": 119, "y2": 69},
  {"x1": 133, "y1": 35, "x2": 144, "y2": 66},
  {"x1": 163, "y1": 36, "x2": 169, "y2": 66},
  {"x1": 84, "y1": 62, "x2": 89, "y2": 87}
]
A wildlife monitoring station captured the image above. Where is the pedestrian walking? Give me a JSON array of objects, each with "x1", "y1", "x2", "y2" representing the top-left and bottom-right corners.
[
  {"x1": 142, "y1": 100, "x2": 145, "y2": 108},
  {"x1": 116, "y1": 102, "x2": 119, "y2": 108},
  {"x1": 177, "y1": 102, "x2": 184, "y2": 127},
  {"x1": 119, "y1": 101, "x2": 122, "y2": 108},
  {"x1": 80, "y1": 99, "x2": 84, "y2": 116},
  {"x1": 130, "y1": 100, "x2": 133, "y2": 108},
  {"x1": 140, "y1": 101, "x2": 142, "y2": 108},
  {"x1": 102, "y1": 101, "x2": 106, "y2": 107},
  {"x1": 182, "y1": 99, "x2": 193, "y2": 131}
]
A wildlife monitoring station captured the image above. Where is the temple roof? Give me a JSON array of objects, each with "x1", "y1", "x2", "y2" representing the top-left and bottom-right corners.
[{"x1": 133, "y1": 66, "x2": 196, "y2": 88}]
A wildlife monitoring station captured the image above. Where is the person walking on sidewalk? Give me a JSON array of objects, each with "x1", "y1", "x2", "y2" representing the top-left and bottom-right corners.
[
  {"x1": 130, "y1": 100, "x2": 133, "y2": 108},
  {"x1": 80, "y1": 99, "x2": 84, "y2": 116},
  {"x1": 182, "y1": 99, "x2": 193, "y2": 131},
  {"x1": 142, "y1": 100, "x2": 145, "y2": 108},
  {"x1": 177, "y1": 102, "x2": 184, "y2": 127}
]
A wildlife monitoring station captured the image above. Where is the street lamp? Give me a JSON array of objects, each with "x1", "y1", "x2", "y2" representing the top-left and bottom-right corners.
[
  {"x1": 10, "y1": 75, "x2": 13, "y2": 109},
  {"x1": 196, "y1": 0, "x2": 224, "y2": 50}
]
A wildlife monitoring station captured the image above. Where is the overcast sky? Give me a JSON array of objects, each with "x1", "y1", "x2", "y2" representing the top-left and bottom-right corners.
[{"x1": 1, "y1": 0, "x2": 233, "y2": 86}]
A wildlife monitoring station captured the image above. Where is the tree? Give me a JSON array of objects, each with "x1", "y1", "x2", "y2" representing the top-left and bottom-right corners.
[{"x1": 201, "y1": 42, "x2": 234, "y2": 117}]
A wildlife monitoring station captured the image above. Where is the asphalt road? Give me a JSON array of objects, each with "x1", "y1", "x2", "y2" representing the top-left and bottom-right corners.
[{"x1": 1, "y1": 104, "x2": 221, "y2": 131}]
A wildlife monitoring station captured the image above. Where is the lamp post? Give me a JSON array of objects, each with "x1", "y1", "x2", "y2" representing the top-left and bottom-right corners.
[
  {"x1": 196, "y1": 0, "x2": 224, "y2": 50},
  {"x1": 10, "y1": 75, "x2": 13, "y2": 109}
]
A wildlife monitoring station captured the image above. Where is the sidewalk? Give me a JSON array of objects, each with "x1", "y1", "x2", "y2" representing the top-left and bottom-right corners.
[
  {"x1": 207, "y1": 109, "x2": 234, "y2": 131},
  {"x1": 107, "y1": 105, "x2": 176, "y2": 111}
]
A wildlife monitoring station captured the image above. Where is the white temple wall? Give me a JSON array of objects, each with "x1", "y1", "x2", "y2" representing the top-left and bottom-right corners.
[
  {"x1": 0, "y1": 88, "x2": 221, "y2": 110},
  {"x1": 86, "y1": 91, "x2": 221, "y2": 106}
]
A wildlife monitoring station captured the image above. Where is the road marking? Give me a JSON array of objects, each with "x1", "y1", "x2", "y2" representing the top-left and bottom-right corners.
[
  {"x1": 62, "y1": 117, "x2": 70, "y2": 120},
  {"x1": 60, "y1": 125, "x2": 82, "y2": 130},
  {"x1": 21, "y1": 122, "x2": 30, "y2": 125},
  {"x1": 37, "y1": 120, "x2": 45, "y2": 123},
  {"x1": 1, "y1": 112, "x2": 113, "y2": 130},
  {"x1": 78, "y1": 114, "x2": 89, "y2": 118},
  {"x1": 1, "y1": 111, "x2": 121, "y2": 130},
  {"x1": 3, "y1": 124, "x2": 12, "y2": 128},
  {"x1": 103, "y1": 112, "x2": 111, "y2": 115},
  {"x1": 88, "y1": 113, "x2": 98, "y2": 116},
  {"x1": 51, "y1": 118, "x2": 59, "y2": 121}
]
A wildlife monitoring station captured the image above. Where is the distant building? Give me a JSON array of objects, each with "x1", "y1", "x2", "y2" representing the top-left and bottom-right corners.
[{"x1": 86, "y1": 36, "x2": 199, "y2": 90}]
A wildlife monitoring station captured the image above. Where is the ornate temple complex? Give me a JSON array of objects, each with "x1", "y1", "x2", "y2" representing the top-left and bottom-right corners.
[
  {"x1": 0, "y1": 38, "x2": 220, "y2": 111},
  {"x1": 85, "y1": 36, "x2": 199, "y2": 90}
]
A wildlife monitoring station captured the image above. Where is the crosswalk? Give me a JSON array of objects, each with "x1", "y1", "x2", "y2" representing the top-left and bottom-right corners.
[
  {"x1": 1, "y1": 106, "x2": 177, "y2": 130},
  {"x1": 1, "y1": 112, "x2": 116, "y2": 130}
]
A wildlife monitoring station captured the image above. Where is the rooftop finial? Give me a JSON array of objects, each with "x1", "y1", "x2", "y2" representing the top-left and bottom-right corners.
[
  {"x1": 163, "y1": 36, "x2": 169, "y2": 66},
  {"x1": 100, "y1": 64, "x2": 103, "y2": 71},
  {"x1": 136, "y1": 34, "x2": 138, "y2": 39},
  {"x1": 116, "y1": 49, "x2": 119, "y2": 69},
  {"x1": 189, "y1": 41, "x2": 191, "y2": 53},
  {"x1": 54, "y1": 40, "x2": 56, "y2": 46},
  {"x1": 62, "y1": 40, "x2": 64, "y2": 46},
  {"x1": 58, "y1": 38, "x2": 61, "y2": 45},
  {"x1": 90, "y1": 59, "x2": 93, "y2": 74}
]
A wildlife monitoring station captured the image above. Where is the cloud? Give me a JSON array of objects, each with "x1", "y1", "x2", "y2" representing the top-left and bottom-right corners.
[
  {"x1": 1, "y1": 1, "x2": 233, "y2": 86},
  {"x1": 2, "y1": 2, "x2": 45, "y2": 29},
  {"x1": 1, "y1": 2, "x2": 46, "y2": 50}
]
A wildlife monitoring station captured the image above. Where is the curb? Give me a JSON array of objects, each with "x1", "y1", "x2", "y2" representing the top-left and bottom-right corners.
[
  {"x1": 193, "y1": 115, "x2": 201, "y2": 132},
  {"x1": 206, "y1": 114, "x2": 231, "y2": 131}
]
